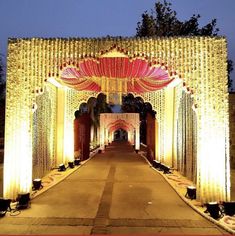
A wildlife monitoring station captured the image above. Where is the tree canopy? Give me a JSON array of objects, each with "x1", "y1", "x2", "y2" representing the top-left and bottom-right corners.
[
  {"x1": 136, "y1": 0, "x2": 233, "y2": 89},
  {"x1": 136, "y1": 0, "x2": 219, "y2": 37},
  {"x1": 0, "y1": 54, "x2": 5, "y2": 101}
]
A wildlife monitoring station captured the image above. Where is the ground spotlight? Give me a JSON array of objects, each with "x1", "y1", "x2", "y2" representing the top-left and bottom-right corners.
[
  {"x1": 161, "y1": 164, "x2": 171, "y2": 174},
  {"x1": 16, "y1": 193, "x2": 30, "y2": 210},
  {"x1": 206, "y1": 202, "x2": 221, "y2": 219},
  {"x1": 74, "y1": 158, "x2": 80, "y2": 165},
  {"x1": 185, "y1": 186, "x2": 196, "y2": 200},
  {"x1": 33, "y1": 178, "x2": 42, "y2": 190},
  {"x1": 68, "y1": 161, "x2": 74, "y2": 168},
  {"x1": 0, "y1": 198, "x2": 11, "y2": 217},
  {"x1": 152, "y1": 160, "x2": 161, "y2": 169},
  {"x1": 58, "y1": 163, "x2": 66, "y2": 171},
  {"x1": 223, "y1": 201, "x2": 235, "y2": 216}
]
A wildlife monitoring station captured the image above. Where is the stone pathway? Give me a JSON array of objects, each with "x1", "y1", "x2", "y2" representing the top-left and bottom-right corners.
[{"x1": 0, "y1": 141, "x2": 228, "y2": 234}]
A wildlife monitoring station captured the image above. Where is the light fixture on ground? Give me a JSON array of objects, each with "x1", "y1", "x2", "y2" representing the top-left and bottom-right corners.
[
  {"x1": 206, "y1": 202, "x2": 221, "y2": 219},
  {"x1": 74, "y1": 158, "x2": 80, "y2": 165},
  {"x1": 223, "y1": 201, "x2": 235, "y2": 216},
  {"x1": 33, "y1": 178, "x2": 42, "y2": 190},
  {"x1": 185, "y1": 186, "x2": 196, "y2": 200},
  {"x1": 161, "y1": 164, "x2": 171, "y2": 174},
  {"x1": 152, "y1": 160, "x2": 161, "y2": 169},
  {"x1": 58, "y1": 163, "x2": 66, "y2": 171},
  {"x1": 68, "y1": 161, "x2": 74, "y2": 168},
  {"x1": 0, "y1": 198, "x2": 11, "y2": 217},
  {"x1": 16, "y1": 193, "x2": 30, "y2": 209}
]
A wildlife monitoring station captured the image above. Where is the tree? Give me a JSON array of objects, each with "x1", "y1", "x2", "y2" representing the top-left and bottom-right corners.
[
  {"x1": 0, "y1": 54, "x2": 5, "y2": 137},
  {"x1": 136, "y1": 0, "x2": 219, "y2": 37},
  {"x1": 228, "y1": 59, "x2": 234, "y2": 90},
  {"x1": 136, "y1": 0, "x2": 233, "y2": 89},
  {"x1": 0, "y1": 54, "x2": 5, "y2": 99}
]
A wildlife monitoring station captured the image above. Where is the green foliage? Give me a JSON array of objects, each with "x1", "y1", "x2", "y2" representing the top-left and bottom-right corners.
[
  {"x1": 228, "y1": 59, "x2": 234, "y2": 89},
  {"x1": 0, "y1": 55, "x2": 5, "y2": 100},
  {"x1": 0, "y1": 55, "x2": 5, "y2": 137},
  {"x1": 136, "y1": 0, "x2": 219, "y2": 37},
  {"x1": 136, "y1": 0, "x2": 233, "y2": 89}
]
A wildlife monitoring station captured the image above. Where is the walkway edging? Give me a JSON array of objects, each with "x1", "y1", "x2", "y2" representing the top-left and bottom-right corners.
[
  {"x1": 30, "y1": 148, "x2": 99, "y2": 201},
  {"x1": 139, "y1": 152, "x2": 235, "y2": 235}
]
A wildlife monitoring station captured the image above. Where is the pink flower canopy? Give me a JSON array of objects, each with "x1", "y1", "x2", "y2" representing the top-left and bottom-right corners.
[{"x1": 59, "y1": 57, "x2": 174, "y2": 93}]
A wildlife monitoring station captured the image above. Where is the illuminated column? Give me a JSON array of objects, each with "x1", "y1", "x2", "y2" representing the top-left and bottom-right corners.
[
  {"x1": 155, "y1": 119, "x2": 159, "y2": 161},
  {"x1": 132, "y1": 129, "x2": 135, "y2": 145},
  {"x1": 164, "y1": 87, "x2": 174, "y2": 166},
  {"x1": 135, "y1": 127, "x2": 140, "y2": 150},
  {"x1": 108, "y1": 131, "x2": 112, "y2": 144},
  {"x1": 4, "y1": 41, "x2": 33, "y2": 199},
  {"x1": 90, "y1": 125, "x2": 94, "y2": 143},
  {"x1": 100, "y1": 115, "x2": 105, "y2": 150},
  {"x1": 63, "y1": 89, "x2": 74, "y2": 163},
  {"x1": 128, "y1": 130, "x2": 131, "y2": 143},
  {"x1": 172, "y1": 85, "x2": 181, "y2": 169},
  {"x1": 111, "y1": 131, "x2": 114, "y2": 142},
  {"x1": 195, "y1": 39, "x2": 230, "y2": 202},
  {"x1": 4, "y1": 108, "x2": 33, "y2": 199},
  {"x1": 105, "y1": 128, "x2": 108, "y2": 145},
  {"x1": 56, "y1": 88, "x2": 65, "y2": 164}
]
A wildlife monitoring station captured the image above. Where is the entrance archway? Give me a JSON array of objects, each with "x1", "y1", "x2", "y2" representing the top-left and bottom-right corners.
[{"x1": 4, "y1": 37, "x2": 230, "y2": 203}]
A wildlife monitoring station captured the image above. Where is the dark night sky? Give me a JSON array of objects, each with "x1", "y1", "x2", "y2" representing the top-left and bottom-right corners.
[{"x1": 0, "y1": 0, "x2": 234, "y2": 87}]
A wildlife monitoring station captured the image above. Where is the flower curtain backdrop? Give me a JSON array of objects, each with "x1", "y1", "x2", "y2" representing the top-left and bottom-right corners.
[{"x1": 4, "y1": 37, "x2": 229, "y2": 203}]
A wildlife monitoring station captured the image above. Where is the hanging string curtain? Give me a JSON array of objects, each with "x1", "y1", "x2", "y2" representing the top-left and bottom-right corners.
[{"x1": 60, "y1": 57, "x2": 173, "y2": 93}]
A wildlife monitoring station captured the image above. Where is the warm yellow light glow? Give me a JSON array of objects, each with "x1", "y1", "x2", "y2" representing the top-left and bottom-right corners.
[
  {"x1": 166, "y1": 77, "x2": 181, "y2": 88},
  {"x1": 48, "y1": 77, "x2": 63, "y2": 88},
  {"x1": 197, "y1": 106, "x2": 230, "y2": 202},
  {"x1": 4, "y1": 37, "x2": 229, "y2": 202},
  {"x1": 163, "y1": 87, "x2": 174, "y2": 166},
  {"x1": 101, "y1": 49, "x2": 128, "y2": 58},
  {"x1": 63, "y1": 121, "x2": 74, "y2": 162},
  {"x1": 4, "y1": 120, "x2": 32, "y2": 199}
]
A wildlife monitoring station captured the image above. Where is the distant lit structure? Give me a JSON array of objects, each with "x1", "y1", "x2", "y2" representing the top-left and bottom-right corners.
[
  {"x1": 100, "y1": 113, "x2": 140, "y2": 151},
  {"x1": 4, "y1": 37, "x2": 230, "y2": 203}
]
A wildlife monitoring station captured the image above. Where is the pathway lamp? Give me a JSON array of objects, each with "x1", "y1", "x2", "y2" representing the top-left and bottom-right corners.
[
  {"x1": 161, "y1": 164, "x2": 171, "y2": 174},
  {"x1": 223, "y1": 201, "x2": 235, "y2": 216},
  {"x1": 58, "y1": 163, "x2": 66, "y2": 171},
  {"x1": 185, "y1": 186, "x2": 196, "y2": 200},
  {"x1": 0, "y1": 198, "x2": 11, "y2": 216},
  {"x1": 32, "y1": 178, "x2": 42, "y2": 190},
  {"x1": 206, "y1": 202, "x2": 221, "y2": 219},
  {"x1": 74, "y1": 159, "x2": 80, "y2": 166},
  {"x1": 68, "y1": 161, "x2": 74, "y2": 168},
  {"x1": 16, "y1": 193, "x2": 30, "y2": 209},
  {"x1": 152, "y1": 160, "x2": 161, "y2": 169}
]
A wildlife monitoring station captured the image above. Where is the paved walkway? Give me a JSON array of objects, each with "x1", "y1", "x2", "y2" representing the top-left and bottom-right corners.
[{"x1": 0, "y1": 142, "x2": 228, "y2": 234}]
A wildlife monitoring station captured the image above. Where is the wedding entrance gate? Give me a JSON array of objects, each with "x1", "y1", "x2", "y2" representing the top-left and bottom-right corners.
[{"x1": 4, "y1": 37, "x2": 229, "y2": 203}]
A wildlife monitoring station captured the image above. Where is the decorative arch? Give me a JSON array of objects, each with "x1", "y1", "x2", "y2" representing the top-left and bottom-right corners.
[
  {"x1": 100, "y1": 113, "x2": 139, "y2": 150},
  {"x1": 4, "y1": 37, "x2": 229, "y2": 203}
]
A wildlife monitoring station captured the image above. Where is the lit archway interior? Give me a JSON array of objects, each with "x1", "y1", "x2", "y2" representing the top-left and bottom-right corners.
[{"x1": 100, "y1": 115, "x2": 139, "y2": 151}]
